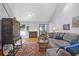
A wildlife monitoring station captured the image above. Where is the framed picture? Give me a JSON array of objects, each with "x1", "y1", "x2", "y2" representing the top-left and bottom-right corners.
[
  {"x1": 72, "y1": 16, "x2": 79, "y2": 28},
  {"x1": 63, "y1": 24, "x2": 70, "y2": 30},
  {"x1": 20, "y1": 24, "x2": 25, "y2": 30}
]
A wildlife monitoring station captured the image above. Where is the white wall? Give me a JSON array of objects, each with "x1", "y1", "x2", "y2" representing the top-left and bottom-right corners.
[
  {"x1": 49, "y1": 3, "x2": 79, "y2": 34},
  {"x1": 3, "y1": 3, "x2": 14, "y2": 18},
  {"x1": 20, "y1": 22, "x2": 48, "y2": 39}
]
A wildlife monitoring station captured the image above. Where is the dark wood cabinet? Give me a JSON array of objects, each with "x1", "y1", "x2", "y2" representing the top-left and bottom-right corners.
[
  {"x1": 0, "y1": 20, "x2": 1, "y2": 48},
  {"x1": 2, "y1": 18, "x2": 13, "y2": 45},
  {"x1": 2, "y1": 18, "x2": 21, "y2": 56},
  {"x1": 0, "y1": 21, "x2": 3, "y2": 56},
  {"x1": 0, "y1": 49, "x2": 3, "y2": 56}
]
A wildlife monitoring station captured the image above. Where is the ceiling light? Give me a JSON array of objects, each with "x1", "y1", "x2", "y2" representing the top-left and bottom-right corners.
[{"x1": 28, "y1": 14, "x2": 32, "y2": 17}]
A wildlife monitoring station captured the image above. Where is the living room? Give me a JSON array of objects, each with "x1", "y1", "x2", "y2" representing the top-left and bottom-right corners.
[{"x1": 0, "y1": 3, "x2": 79, "y2": 56}]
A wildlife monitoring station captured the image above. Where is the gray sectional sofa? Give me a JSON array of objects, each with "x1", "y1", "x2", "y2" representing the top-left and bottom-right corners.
[{"x1": 46, "y1": 32, "x2": 79, "y2": 56}]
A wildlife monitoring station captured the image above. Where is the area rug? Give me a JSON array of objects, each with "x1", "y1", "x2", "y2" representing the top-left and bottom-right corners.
[
  {"x1": 47, "y1": 44, "x2": 53, "y2": 49},
  {"x1": 16, "y1": 42, "x2": 46, "y2": 56}
]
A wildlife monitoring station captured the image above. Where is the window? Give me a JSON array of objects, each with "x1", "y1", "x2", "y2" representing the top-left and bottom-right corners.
[{"x1": 39, "y1": 24, "x2": 48, "y2": 35}]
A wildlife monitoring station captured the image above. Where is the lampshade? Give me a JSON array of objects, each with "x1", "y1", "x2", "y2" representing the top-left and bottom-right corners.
[{"x1": 52, "y1": 27, "x2": 58, "y2": 32}]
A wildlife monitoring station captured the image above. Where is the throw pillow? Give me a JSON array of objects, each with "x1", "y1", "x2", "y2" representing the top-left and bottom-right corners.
[
  {"x1": 55, "y1": 36, "x2": 63, "y2": 40},
  {"x1": 70, "y1": 39, "x2": 79, "y2": 45},
  {"x1": 65, "y1": 43, "x2": 79, "y2": 56}
]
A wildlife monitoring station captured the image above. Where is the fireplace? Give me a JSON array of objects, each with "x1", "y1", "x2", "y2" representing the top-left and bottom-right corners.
[{"x1": 29, "y1": 31, "x2": 37, "y2": 38}]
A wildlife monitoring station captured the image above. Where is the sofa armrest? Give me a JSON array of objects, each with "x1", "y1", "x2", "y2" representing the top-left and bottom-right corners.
[{"x1": 57, "y1": 49, "x2": 71, "y2": 56}]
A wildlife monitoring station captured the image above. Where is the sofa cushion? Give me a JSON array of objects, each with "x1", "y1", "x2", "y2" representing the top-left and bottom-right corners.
[
  {"x1": 48, "y1": 33, "x2": 54, "y2": 38},
  {"x1": 48, "y1": 38, "x2": 58, "y2": 48},
  {"x1": 53, "y1": 33, "x2": 60, "y2": 39},
  {"x1": 46, "y1": 48, "x2": 71, "y2": 56},
  {"x1": 53, "y1": 39, "x2": 70, "y2": 46},
  {"x1": 48, "y1": 33, "x2": 59, "y2": 38},
  {"x1": 55, "y1": 36, "x2": 63, "y2": 40},
  {"x1": 59, "y1": 33, "x2": 65, "y2": 37},
  {"x1": 46, "y1": 48, "x2": 59, "y2": 56},
  {"x1": 63, "y1": 33, "x2": 77, "y2": 42},
  {"x1": 54, "y1": 33, "x2": 65, "y2": 40}
]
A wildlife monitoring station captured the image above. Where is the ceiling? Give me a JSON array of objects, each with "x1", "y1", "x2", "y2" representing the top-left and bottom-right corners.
[{"x1": 7, "y1": 3, "x2": 58, "y2": 22}]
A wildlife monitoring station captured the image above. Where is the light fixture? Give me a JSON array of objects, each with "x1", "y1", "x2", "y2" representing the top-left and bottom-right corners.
[
  {"x1": 52, "y1": 27, "x2": 58, "y2": 32},
  {"x1": 28, "y1": 14, "x2": 32, "y2": 17}
]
